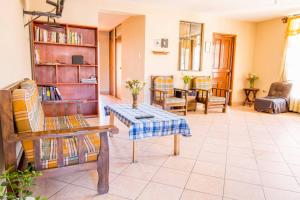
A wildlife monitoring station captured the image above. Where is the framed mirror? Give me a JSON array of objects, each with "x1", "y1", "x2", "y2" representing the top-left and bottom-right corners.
[{"x1": 179, "y1": 21, "x2": 204, "y2": 71}]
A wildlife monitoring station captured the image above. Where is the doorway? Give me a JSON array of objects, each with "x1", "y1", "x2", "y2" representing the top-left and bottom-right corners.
[
  {"x1": 109, "y1": 26, "x2": 122, "y2": 98},
  {"x1": 212, "y1": 33, "x2": 236, "y2": 105}
]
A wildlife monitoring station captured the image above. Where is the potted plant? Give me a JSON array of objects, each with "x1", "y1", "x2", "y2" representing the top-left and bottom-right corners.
[
  {"x1": 247, "y1": 73, "x2": 259, "y2": 88},
  {"x1": 0, "y1": 166, "x2": 46, "y2": 200},
  {"x1": 182, "y1": 75, "x2": 191, "y2": 90},
  {"x1": 125, "y1": 79, "x2": 146, "y2": 109}
]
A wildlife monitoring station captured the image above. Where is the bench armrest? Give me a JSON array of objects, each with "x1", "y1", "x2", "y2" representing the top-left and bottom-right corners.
[{"x1": 9, "y1": 125, "x2": 118, "y2": 142}]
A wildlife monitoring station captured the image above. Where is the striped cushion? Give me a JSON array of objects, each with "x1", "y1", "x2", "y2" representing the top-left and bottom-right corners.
[
  {"x1": 153, "y1": 76, "x2": 174, "y2": 98},
  {"x1": 24, "y1": 115, "x2": 100, "y2": 169},
  {"x1": 12, "y1": 80, "x2": 100, "y2": 169},
  {"x1": 12, "y1": 80, "x2": 45, "y2": 133},
  {"x1": 192, "y1": 76, "x2": 212, "y2": 96}
]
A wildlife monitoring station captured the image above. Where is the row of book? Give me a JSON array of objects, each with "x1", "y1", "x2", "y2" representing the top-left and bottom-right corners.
[
  {"x1": 67, "y1": 30, "x2": 83, "y2": 45},
  {"x1": 38, "y1": 86, "x2": 63, "y2": 101},
  {"x1": 35, "y1": 27, "x2": 66, "y2": 43}
]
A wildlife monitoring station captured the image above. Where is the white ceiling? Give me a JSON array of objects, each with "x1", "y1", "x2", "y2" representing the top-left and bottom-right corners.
[{"x1": 111, "y1": 0, "x2": 300, "y2": 21}]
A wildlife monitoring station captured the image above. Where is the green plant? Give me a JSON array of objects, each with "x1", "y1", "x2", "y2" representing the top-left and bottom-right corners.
[
  {"x1": 0, "y1": 166, "x2": 46, "y2": 200},
  {"x1": 125, "y1": 79, "x2": 146, "y2": 95},
  {"x1": 182, "y1": 75, "x2": 191, "y2": 85}
]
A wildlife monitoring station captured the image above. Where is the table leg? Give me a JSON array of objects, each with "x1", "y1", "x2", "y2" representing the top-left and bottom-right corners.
[
  {"x1": 174, "y1": 134, "x2": 180, "y2": 155},
  {"x1": 109, "y1": 112, "x2": 115, "y2": 137},
  {"x1": 132, "y1": 140, "x2": 136, "y2": 163}
]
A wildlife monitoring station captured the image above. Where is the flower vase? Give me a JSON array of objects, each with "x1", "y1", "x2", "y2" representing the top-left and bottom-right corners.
[
  {"x1": 132, "y1": 94, "x2": 138, "y2": 109},
  {"x1": 184, "y1": 83, "x2": 189, "y2": 90},
  {"x1": 249, "y1": 80, "x2": 255, "y2": 88}
]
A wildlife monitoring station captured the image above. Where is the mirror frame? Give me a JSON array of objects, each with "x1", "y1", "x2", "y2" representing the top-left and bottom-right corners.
[{"x1": 178, "y1": 21, "x2": 204, "y2": 72}]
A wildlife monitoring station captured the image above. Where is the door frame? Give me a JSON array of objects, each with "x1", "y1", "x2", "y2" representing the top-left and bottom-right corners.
[{"x1": 212, "y1": 33, "x2": 237, "y2": 105}]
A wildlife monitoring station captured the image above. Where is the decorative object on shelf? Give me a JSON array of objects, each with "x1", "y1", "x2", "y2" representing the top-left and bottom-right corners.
[
  {"x1": 80, "y1": 75, "x2": 97, "y2": 84},
  {"x1": 125, "y1": 80, "x2": 146, "y2": 109},
  {"x1": 0, "y1": 166, "x2": 45, "y2": 200},
  {"x1": 247, "y1": 73, "x2": 259, "y2": 88},
  {"x1": 182, "y1": 75, "x2": 192, "y2": 90},
  {"x1": 72, "y1": 55, "x2": 84, "y2": 64},
  {"x1": 152, "y1": 38, "x2": 169, "y2": 54}
]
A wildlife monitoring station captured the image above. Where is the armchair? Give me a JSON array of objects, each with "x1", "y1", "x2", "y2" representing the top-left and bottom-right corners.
[
  {"x1": 192, "y1": 76, "x2": 230, "y2": 114},
  {"x1": 254, "y1": 82, "x2": 292, "y2": 114},
  {"x1": 150, "y1": 76, "x2": 188, "y2": 115}
]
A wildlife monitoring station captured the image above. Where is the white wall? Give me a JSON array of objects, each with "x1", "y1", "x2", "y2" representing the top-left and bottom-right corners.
[
  {"x1": 0, "y1": 0, "x2": 32, "y2": 88},
  {"x1": 99, "y1": 31, "x2": 110, "y2": 94},
  {"x1": 253, "y1": 18, "x2": 287, "y2": 97}
]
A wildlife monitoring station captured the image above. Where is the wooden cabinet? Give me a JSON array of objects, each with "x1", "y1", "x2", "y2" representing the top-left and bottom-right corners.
[{"x1": 31, "y1": 21, "x2": 99, "y2": 117}]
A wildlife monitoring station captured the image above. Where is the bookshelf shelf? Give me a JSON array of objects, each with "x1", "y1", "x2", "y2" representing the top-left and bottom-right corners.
[
  {"x1": 32, "y1": 21, "x2": 99, "y2": 117},
  {"x1": 34, "y1": 41, "x2": 97, "y2": 48}
]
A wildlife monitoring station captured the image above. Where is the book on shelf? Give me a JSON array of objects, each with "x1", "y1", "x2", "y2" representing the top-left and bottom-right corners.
[
  {"x1": 38, "y1": 85, "x2": 63, "y2": 101},
  {"x1": 34, "y1": 49, "x2": 40, "y2": 64},
  {"x1": 67, "y1": 30, "x2": 83, "y2": 45},
  {"x1": 34, "y1": 26, "x2": 66, "y2": 44}
]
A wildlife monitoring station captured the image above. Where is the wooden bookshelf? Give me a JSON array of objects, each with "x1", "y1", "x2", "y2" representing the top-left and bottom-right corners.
[{"x1": 31, "y1": 21, "x2": 99, "y2": 117}]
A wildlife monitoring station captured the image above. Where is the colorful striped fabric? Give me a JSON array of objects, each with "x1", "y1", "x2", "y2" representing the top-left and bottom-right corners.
[
  {"x1": 153, "y1": 76, "x2": 174, "y2": 98},
  {"x1": 192, "y1": 76, "x2": 212, "y2": 97},
  {"x1": 12, "y1": 80, "x2": 100, "y2": 169},
  {"x1": 105, "y1": 104, "x2": 191, "y2": 140}
]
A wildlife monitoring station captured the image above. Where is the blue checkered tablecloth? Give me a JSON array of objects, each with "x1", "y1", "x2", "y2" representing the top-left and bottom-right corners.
[{"x1": 105, "y1": 104, "x2": 191, "y2": 140}]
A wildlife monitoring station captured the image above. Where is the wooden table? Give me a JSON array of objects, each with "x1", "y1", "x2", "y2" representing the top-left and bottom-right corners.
[
  {"x1": 243, "y1": 88, "x2": 259, "y2": 106},
  {"x1": 175, "y1": 88, "x2": 198, "y2": 111},
  {"x1": 105, "y1": 104, "x2": 191, "y2": 163}
]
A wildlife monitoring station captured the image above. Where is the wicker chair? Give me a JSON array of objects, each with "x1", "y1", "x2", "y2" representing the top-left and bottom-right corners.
[
  {"x1": 192, "y1": 76, "x2": 230, "y2": 114},
  {"x1": 150, "y1": 76, "x2": 188, "y2": 115}
]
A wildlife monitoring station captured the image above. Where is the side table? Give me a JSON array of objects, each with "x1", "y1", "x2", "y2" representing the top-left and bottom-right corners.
[
  {"x1": 243, "y1": 88, "x2": 259, "y2": 106},
  {"x1": 175, "y1": 89, "x2": 197, "y2": 111}
]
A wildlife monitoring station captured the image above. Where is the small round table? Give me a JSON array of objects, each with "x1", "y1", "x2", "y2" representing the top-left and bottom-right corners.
[{"x1": 243, "y1": 88, "x2": 259, "y2": 106}]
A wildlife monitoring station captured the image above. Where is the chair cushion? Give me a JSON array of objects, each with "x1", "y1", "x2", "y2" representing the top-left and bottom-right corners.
[
  {"x1": 26, "y1": 115, "x2": 100, "y2": 169},
  {"x1": 198, "y1": 96, "x2": 226, "y2": 103},
  {"x1": 165, "y1": 97, "x2": 186, "y2": 104},
  {"x1": 12, "y1": 80, "x2": 99, "y2": 169},
  {"x1": 192, "y1": 76, "x2": 212, "y2": 96},
  {"x1": 153, "y1": 76, "x2": 174, "y2": 98},
  {"x1": 268, "y1": 82, "x2": 292, "y2": 99},
  {"x1": 12, "y1": 80, "x2": 45, "y2": 133}
]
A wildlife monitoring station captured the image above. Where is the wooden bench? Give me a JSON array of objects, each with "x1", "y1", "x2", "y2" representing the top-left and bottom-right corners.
[{"x1": 0, "y1": 79, "x2": 118, "y2": 194}]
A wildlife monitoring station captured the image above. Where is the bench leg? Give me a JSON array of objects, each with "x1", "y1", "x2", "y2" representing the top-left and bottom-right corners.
[
  {"x1": 109, "y1": 112, "x2": 115, "y2": 137},
  {"x1": 97, "y1": 132, "x2": 109, "y2": 194},
  {"x1": 174, "y1": 134, "x2": 180, "y2": 155}
]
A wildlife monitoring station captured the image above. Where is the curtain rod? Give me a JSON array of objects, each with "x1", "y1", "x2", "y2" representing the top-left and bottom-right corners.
[{"x1": 282, "y1": 14, "x2": 300, "y2": 23}]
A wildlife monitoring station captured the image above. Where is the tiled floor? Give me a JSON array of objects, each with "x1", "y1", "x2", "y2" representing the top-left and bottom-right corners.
[{"x1": 33, "y1": 96, "x2": 300, "y2": 200}]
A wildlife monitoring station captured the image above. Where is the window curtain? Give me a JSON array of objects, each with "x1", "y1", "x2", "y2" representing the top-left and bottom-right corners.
[{"x1": 282, "y1": 17, "x2": 300, "y2": 113}]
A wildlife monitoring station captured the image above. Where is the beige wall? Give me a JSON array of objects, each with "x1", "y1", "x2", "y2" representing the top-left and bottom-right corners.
[
  {"x1": 121, "y1": 16, "x2": 146, "y2": 102},
  {"x1": 253, "y1": 18, "x2": 287, "y2": 97},
  {"x1": 28, "y1": 1, "x2": 262, "y2": 104},
  {"x1": 144, "y1": 13, "x2": 256, "y2": 104},
  {"x1": 99, "y1": 31, "x2": 110, "y2": 94},
  {"x1": 0, "y1": 0, "x2": 32, "y2": 88}
]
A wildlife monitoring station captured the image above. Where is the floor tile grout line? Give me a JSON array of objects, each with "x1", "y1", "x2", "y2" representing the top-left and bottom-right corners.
[
  {"x1": 178, "y1": 115, "x2": 214, "y2": 200},
  {"x1": 221, "y1": 112, "x2": 230, "y2": 200},
  {"x1": 262, "y1": 116, "x2": 300, "y2": 187}
]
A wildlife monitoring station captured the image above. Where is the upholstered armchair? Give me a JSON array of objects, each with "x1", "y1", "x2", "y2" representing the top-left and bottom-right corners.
[
  {"x1": 150, "y1": 76, "x2": 188, "y2": 115},
  {"x1": 192, "y1": 76, "x2": 230, "y2": 114},
  {"x1": 254, "y1": 82, "x2": 292, "y2": 114}
]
